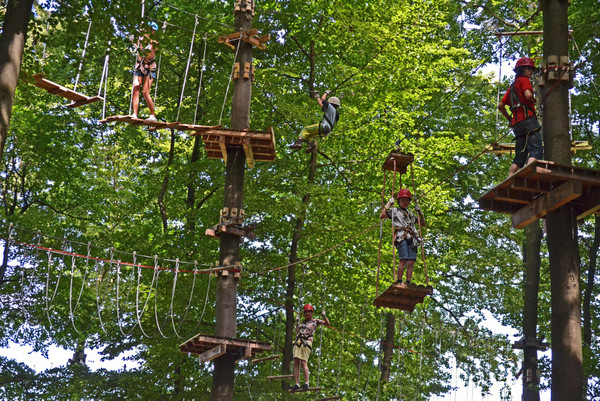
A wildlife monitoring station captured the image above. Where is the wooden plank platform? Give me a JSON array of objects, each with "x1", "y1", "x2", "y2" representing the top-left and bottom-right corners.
[
  {"x1": 289, "y1": 387, "x2": 322, "y2": 393},
  {"x1": 512, "y1": 337, "x2": 550, "y2": 351},
  {"x1": 196, "y1": 127, "x2": 276, "y2": 168},
  {"x1": 218, "y1": 29, "x2": 270, "y2": 50},
  {"x1": 267, "y1": 374, "x2": 293, "y2": 381},
  {"x1": 33, "y1": 74, "x2": 103, "y2": 108},
  {"x1": 180, "y1": 334, "x2": 271, "y2": 363},
  {"x1": 477, "y1": 160, "x2": 600, "y2": 228},
  {"x1": 373, "y1": 282, "x2": 433, "y2": 312},
  {"x1": 100, "y1": 115, "x2": 222, "y2": 133},
  {"x1": 382, "y1": 152, "x2": 414, "y2": 174},
  {"x1": 483, "y1": 140, "x2": 591, "y2": 155}
]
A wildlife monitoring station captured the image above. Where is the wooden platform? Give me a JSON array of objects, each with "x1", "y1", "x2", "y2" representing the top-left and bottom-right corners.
[
  {"x1": 289, "y1": 387, "x2": 322, "y2": 393},
  {"x1": 373, "y1": 282, "x2": 433, "y2": 312},
  {"x1": 267, "y1": 374, "x2": 293, "y2": 381},
  {"x1": 179, "y1": 334, "x2": 271, "y2": 364},
  {"x1": 99, "y1": 114, "x2": 222, "y2": 133},
  {"x1": 218, "y1": 28, "x2": 270, "y2": 51},
  {"x1": 477, "y1": 160, "x2": 600, "y2": 228},
  {"x1": 484, "y1": 140, "x2": 591, "y2": 155},
  {"x1": 382, "y1": 152, "x2": 414, "y2": 174},
  {"x1": 194, "y1": 127, "x2": 276, "y2": 168},
  {"x1": 512, "y1": 337, "x2": 550, "y2": 351},
  {"x1": 33, "y1": 74, "x2": 103, "y2": 108}
]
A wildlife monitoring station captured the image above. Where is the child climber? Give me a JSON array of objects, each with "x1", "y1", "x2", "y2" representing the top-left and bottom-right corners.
[
  {"x1": 291, "y1": 304, "x2": 330, "y2": 391},
  {"x1": 497, "y1": 57, "x2": 542, "y2": 176},
  {"x1": 380, "y1": 189, "x2": 426, "y2": 287},
  {"x1": 289, "y1": 90, "x2": 340, "y2": 151}
]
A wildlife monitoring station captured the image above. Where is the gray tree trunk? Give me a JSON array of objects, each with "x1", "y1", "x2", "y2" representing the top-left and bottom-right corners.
[
  {"x1": 542, "y1": 1, "x2": 583, "y2": 400},
  {"x1": 0, "y1": 0, "x2": 34, "y2": 160},
  {"x1": 210, "y1": 1, "x2": 253, "y2": 400},
  {"x1": 522, "y1": 221, "x2": 542, "y2": 401}
]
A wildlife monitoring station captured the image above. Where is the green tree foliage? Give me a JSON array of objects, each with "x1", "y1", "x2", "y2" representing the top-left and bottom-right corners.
[{"x1": 1, "y1": 0, "x2": 598, "y2": 400}]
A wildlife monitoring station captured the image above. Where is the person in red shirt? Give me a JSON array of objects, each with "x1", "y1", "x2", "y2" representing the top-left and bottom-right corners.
[{"x1": 498, "y1": 57, "x2": 542, "y2": 176}]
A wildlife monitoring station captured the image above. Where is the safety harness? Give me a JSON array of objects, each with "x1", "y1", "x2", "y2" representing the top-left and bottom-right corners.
[
  {"x1": 392, "y1": 208, "x2": 421, "y2": 244},
  {"x1": 509, "y1": 81, "x2": 536, "y2": 123},
  {"x1": 318, "y1": 105, "x2": 338, "y2": 136},
  {"x1": 135, "y1": 56, "x2": 156, "y2": 77}
]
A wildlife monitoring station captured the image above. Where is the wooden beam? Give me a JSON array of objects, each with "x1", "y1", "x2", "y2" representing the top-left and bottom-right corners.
[
  {"x1": 219, "y1": 136, "x2": 227, "y2": 163},
  {"x1": 510, "y1": 176, "x2": 554, "y2": 193},
  {"x1": 314, "y1": 397, "x2": 342, "y2": 401},
  {"x1": 573, "y1": 188, "x2": 600, "y2": 221},
  {"x1": 512, "y1": 180, "x2": 582, "y2": 228},
  {"x1": 242, "y1": 137, "x2": 255, "y2": 168},
  {"x1": 251, "y1": 354, "x2": 281, "y2": 364},
  {"x1": 493, "y1": 187, "x2": 533, "y2": 204},
  {"x1": 289, "y1": 387, "x2": 322, "y2": 393},
  {"x1": 267, "y1": 374, "x2": 293, "y2": 381},
  {"x1": 197, "y1": 344, "x2": 226, "y2": 364}
]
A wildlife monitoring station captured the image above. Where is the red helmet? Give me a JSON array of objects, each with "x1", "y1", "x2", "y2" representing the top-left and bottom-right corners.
[
  {"x1": 514, "y1": 57, "x2": 536, "y2": 71},
  {"x1": 396, "y1": 189, "x2": 412, "y2": 200},
  {"x1": 303, "y1": 304, "x2": 314, "y2": 312}
]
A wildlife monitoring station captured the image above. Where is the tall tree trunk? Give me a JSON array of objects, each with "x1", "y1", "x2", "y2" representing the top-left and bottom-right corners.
[
  {"x1": 522, "y1": 221, "x2": 542, "y2": 401},
  {"x1": 542, "y1": 1, "x2": 582, "y2": 400},
  {"x1": 0, "y1": 0, "x2": 33, "y2": 160},
  {"x1": 210, "y1": 1, "x2": 253, "y2": 400},
  {"x1": 582, "y1": 215, "x2": 599, "y2": 399},
  {"x1": 380, "y1": 312, "x2": 395, "y2": 382}
]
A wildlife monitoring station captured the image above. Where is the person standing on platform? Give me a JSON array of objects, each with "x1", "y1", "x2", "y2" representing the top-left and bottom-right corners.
[
  {"x1": 289, "y1": 90, "x2": 340, "y2": 151},
  {"x1": 131, "y1": 21, "x2": 159, "y2": 122},
  {"x1": 380, "y1": 189, "x2": 426, "y2": 287},
  {"x1": 498, "y1": 57, "x2": 542, "y2": 176},
  {"x1": 291, "y1": 304, "x2": 330, "y2": 391}
]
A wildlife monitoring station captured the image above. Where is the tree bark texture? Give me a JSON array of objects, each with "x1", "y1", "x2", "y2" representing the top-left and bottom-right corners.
[
  {"x1": 0, "y1": 0, "x2": 34, "y2": 160},
  {"x1": 210, "y1": 2, "x2": 252, "y2": 400},
  {"x1": 522, "y1": 221, "x2": 542, "y2": 401},
  {"x1": 582, "y1": 215, "x2": 599, "y2": 399},
  {"x1": 542, "y1": 1, "x2": 583, "y2": 400},
  {"x1": 380, "y1": 312, "x2": 395, "y2": 383}
]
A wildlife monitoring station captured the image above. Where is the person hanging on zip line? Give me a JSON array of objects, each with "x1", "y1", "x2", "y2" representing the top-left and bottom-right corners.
[
  {"x1": 380, "y1": 189, "x2": 426, "y2": 287},
  {"x1": 498, "y1": 57, "x2": 542, "y2": 176},
  {"x1": 291, "y1": 304, "x2": 330, "y2": 392},
  {"x1": 289, "y1": 90, "x2": 340, "y2": 151},
  {"x1": 130, "y1": 21, "x2": 159, "y2": 122}
]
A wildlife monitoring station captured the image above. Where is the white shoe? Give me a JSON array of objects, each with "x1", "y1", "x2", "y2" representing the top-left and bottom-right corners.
[
  {"x1": 146, "y1": 115, "x2": 157, "y2": 122},
  {"x1": 130, "y1": 113, "x2": 138, "y2": 119}
]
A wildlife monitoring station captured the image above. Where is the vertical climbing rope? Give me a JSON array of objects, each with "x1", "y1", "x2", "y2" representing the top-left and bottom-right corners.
[
  {"x1": 176, "y1": 15, "x2": 198, "y2": 122},
  {"x1": 335, "y1": 290, "x2": 347, "y2": 394},
  {"x1": 411, "y1": 163, "x2": 429, "y2": 286},
  {"x1": 376, "y1": 171, "x2": 387, "y2": 297},
  {"x1": 153, "y1": 21, "x2": 167, "y2": 103},
  {"x1": 73, "y1": 19, "x2": 92, "y2": 92},
  {"x1": 99, "y1": 41, "x2": 111, "y2": 120},
  {"x1": 391, "y1": 159, "x2": 397, "y2": 280},
  {"x1": 193, "y1": 34, "x2": 208, "y2": 125}
]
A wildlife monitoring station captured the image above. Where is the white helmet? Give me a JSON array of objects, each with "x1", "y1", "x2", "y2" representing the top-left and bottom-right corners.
[{"x1": 328, "y1": 97, "x2": 340, "y2": 107}]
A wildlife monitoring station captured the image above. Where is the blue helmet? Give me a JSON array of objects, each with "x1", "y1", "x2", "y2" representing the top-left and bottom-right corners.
[{"x1": 148, "y1": 21, "x2": 159, "y2": 31}]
